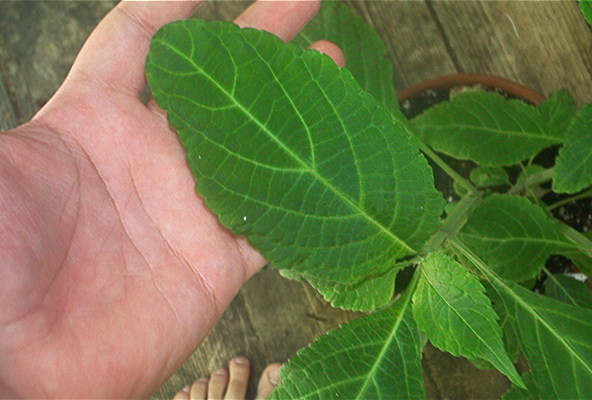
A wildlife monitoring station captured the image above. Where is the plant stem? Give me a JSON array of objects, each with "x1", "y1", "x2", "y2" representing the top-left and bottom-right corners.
[
  {"x1": 417, "y1": 142, "x2": 478, "y2": 195},
  {"x1": 422, "y1": 194, "x2": 481, "y2": 254},
  {"x1": 508, "y1": 167, "x2": 554, "y2": 195},
  {"x1": 547, "y1": 188, "x2": 592, "y2": 211}
]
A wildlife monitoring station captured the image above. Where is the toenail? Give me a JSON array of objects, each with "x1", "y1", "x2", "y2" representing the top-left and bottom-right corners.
[
  {"x1": 213, "y1": 368, "x2": 226, "y2": 376},
  {"x1": 234, "y1": 357, "x2": 249, "y2": 365},
  {"x1": 270, "y1": 368, "x2": 280, "y2": 386},
  {"x1": 198, "y1": 377, "x2": 208, "y2": 384},
  {"x1": 182, "y1": 385, "x2": 190, "y2": 393}
]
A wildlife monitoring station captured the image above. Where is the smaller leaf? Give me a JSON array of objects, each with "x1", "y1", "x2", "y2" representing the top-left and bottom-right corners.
[
  {"x1": 470, "y1": 166, "x2": 510, "y2": 188},
  {"x1": 411, "y1": 91, "x2": 562, "y2": 166},
  {"x1": 546, "y1": 274, "x2": 592, "y2": 308},
  {"x1": 553, "y1": 103, "x2": 592, "y2": 193},
  {"x1": 412, "y1": 252, "x2": 524, "y2": 387},
  {"x1": 459, "y1": 194, "x2": 571, "y2": 281},
  {"x1": 270, "y1": 294, "x2": 426, "y2": 400},
  {"x1": 537, "y1": 90, "x2": 576, "y2": 136}
]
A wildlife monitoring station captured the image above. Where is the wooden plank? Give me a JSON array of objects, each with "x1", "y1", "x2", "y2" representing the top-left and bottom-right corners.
[
  {"x1": 346, "y1": 1, "x2": 458, "y2": 91},
  {"x1": 0, "y1": 64, "x2": 20, "y2": 131},
  {"x1": 153, "y1": 268, "x2": 357, "y2": 399},
  {"x1": 429, "y1": 1, "x2": 592, "y2": 104},
  {"x1": 0, "y1": 47, "x2": 37, "y2": 129}
]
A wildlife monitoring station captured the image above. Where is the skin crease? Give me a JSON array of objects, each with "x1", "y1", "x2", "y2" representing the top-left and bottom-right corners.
[{"x1": 0, "y1": 0, "x2": 344, "y2": 398}]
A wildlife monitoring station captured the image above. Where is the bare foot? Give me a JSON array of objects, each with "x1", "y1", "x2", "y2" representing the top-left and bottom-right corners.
[{"x1": 173, "y1": 358, "x2": 282, "y2": 400}]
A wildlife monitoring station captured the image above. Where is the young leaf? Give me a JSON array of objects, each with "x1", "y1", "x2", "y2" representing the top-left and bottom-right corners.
[
  {"x1": 469, "y1": 166, "x2": 510, "y2": 188},
  {"x1": 269, "y1": 295, "x2": 426, "y2": 399},
  {"x1": 280, "y1": 268, "x2": 397, "y2": 311},
  {"x1": 146, "y1": 20, "x2": 444, "y2": 287},
  {"x1": 493, "y1": 280, "x2": 592, "y2": 399},
  {"x1": 459, "y1": 194, "x2": 571, "y2": 281},
  {"x1": 553, "y1": 103, "x2": 592, "y2": 193},
  {"x1": 412, "y1": 252, "x2": 524, "y2": 388},
  {"x1": 546, "y1": 274, "x2": 592, "y2": 308},
  {"x1": 293, "y1": 0, "x2": 401, "y2": 119},
  {"x1": 537, "y1": 90, "x2": 576, "y2": 135},
  {"x1": 411, "y1": 91, "x2": 562, "y2": 166}
]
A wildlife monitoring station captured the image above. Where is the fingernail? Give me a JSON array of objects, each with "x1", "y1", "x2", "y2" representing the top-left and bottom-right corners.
[
  {"x1": 269, "y1": 368, "x2": 280, "y2": 386},
  {"x1": 234, "y1": 357, "x2": 249, "y2": 365}
]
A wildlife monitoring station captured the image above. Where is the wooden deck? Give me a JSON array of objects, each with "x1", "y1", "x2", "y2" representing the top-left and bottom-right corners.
[{"x1": 1, "y1": 1, "x2": 590, "y2": 399}]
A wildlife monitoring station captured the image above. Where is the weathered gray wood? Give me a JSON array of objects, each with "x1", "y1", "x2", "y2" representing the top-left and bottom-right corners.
[
  {"x1": 429, "y1": 1, "x2": 592, "y2": 104},
  {"x1": 346, "y1": 1, "x2": 458, "y2": 91},
  {"x1": 0, "y1": 2, "x2": 116, "y2": 122},
  {"x1": 0, "y1": 66, "x2": 20, "y2": 131},
  {"x1": 152, "y1": 268, "x2": 357, "y2": 400}
]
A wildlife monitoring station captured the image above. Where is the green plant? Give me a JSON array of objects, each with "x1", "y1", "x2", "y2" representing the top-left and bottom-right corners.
[{"x1": 145, "y1": 2, "x2": 592, "y2": 398}]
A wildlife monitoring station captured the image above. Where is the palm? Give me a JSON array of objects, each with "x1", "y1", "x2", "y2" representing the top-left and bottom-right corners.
[
  {"x1": 2, "y1": 85, "x2": 257, "y2": 398},
  {"x1": 0, "y1": 1, "x2": 323, "y2": 398}
]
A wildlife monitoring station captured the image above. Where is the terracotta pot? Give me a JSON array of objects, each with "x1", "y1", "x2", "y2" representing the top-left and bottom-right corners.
[{"x1": 397, "y1": 73, "x2": 545, "y2": 105}]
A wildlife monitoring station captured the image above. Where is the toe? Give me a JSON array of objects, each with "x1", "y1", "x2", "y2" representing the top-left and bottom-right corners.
[
  {"x1": 256, "y1": 363, "x2": 282, "y2": 400},
  {"x1": 208, "y1": 368, "x2": 229, "y2": 399},
  {"x1": 173, "y1": 385, "x2": 191, "y2": 400},
  {"x1": 190, "y1": 377, "x2": 209, "y2": 400},
  {"x1": 223, "y1": 357, "x2": 251, "y2": 399}
]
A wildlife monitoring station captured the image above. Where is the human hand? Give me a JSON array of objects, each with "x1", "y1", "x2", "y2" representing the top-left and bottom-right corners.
[{"x1": 0, "y1": 1, "x2": 343, "y2": 397}]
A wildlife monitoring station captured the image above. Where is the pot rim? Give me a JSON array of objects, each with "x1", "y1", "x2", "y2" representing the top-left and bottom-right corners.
[{"x1": 397, "y1": 73, "x2": 546, "y2": 105}]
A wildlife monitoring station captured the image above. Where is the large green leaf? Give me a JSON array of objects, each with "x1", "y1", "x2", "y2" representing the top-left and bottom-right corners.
[
  {"x1": 546, "y1": 274, "x2": 592, "y2": 308},
  {"x1": 553, "y1": 103, "x2": 592, "y2": 193},
  {"x1": 146, "y1": 20, "x2": 444, "y2": 288},
  {"x1": 458, "y1": 194, "x2": 571, "y2": 281},
  {"x1": 493, "y1": 280, "x2": 592, "y2": 399},
  {"x1": 269, "y1": 294, "x2": 425, "y2": 399},
  {"x1": 412, "y1": 252, "x2": 523, "y2": 387},
  {"x1": 411, "y1": 91, "x2": 562, "y2": 166},
  {"x1": 293, "y1": 0, "x2": 401, "y2": 118}
]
